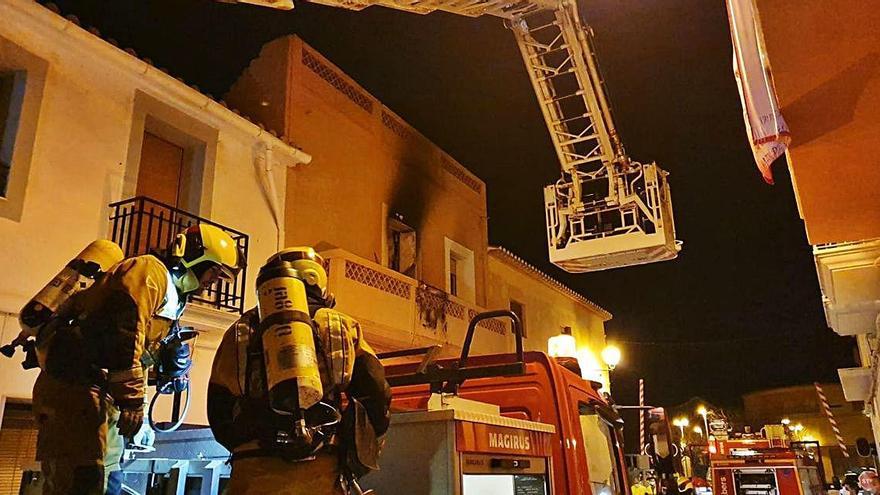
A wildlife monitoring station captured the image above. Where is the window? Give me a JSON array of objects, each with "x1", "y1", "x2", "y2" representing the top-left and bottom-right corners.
[
  {"x1": 136, "y1": 131, "x2": 186, "y2": 208},
  {"x1": 0, "y1": 36, "x2": 48, "y2": 221},
  {"x1": 449, "y1": 255, "x2": 459, "y2": 296},
  {"x1": 578, "y1": 402, "x2": 624, "y2": 495},
  {"x1": 0, "y1": 71, "x2": 20, "y2": 198},
  {"x1": 123, "y1": 91, "x2": 218, "y2": 217},
  {"x1": 509, "y1": 299, "x2": 526, "y2": 338},
  {"x1": 444, "y1": 237, "x2": 476, "y2": 303},
  {"x1": 387, "y1": 213, "x2": 417, "y2": 278}
]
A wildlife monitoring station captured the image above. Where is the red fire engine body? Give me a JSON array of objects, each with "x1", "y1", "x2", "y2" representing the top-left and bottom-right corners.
[
  {"x1": 361, "y1": 310, "x2": 629, "y2": 495},
  {"x1": 379, "y1": 352, "x2": 629, "y2": 495},
  {"x1": 710, "y1": 438, "x2": 825, "y2": 495}
]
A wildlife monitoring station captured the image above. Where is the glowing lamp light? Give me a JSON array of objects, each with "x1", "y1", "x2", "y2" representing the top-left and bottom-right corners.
[
  {"x1": 601, "y1": 345, "x2": 621, "y2": 369},
  {"x1": 693, "y1": 426, "x2": 703, "y2": 435},
  {"x1": 697, "y1": 406, "x2": 708, "y2": 417},
  {"x1": 576, "y1": 349, "x2": 604, "y2": 383},
  {"x1": 781, "y1": 418, "x2": 791, "y2": 426},
  {"x1": 548, "y1": 332, "x2": 577, "y2": 358}
]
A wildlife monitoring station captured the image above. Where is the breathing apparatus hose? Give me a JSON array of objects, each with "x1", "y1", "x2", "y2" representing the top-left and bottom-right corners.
[{"x1": 147, "y1": 381, "x2": 192, "y2": 433}]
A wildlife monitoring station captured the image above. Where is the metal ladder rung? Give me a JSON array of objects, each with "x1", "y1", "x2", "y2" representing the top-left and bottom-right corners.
[
  {"x1": 529, "y1": 55, "x2": 572, "y2": 72},
  {"x1": 537, "y1": 67, "x2": 577, "y2": 82},
  {"x1": 527, "y1": 44, "x2": 570, "y2": 59},
  {"x1": 541, "y1": 91, "x2": 583, "y2": 105},
  {"x1": 530, "y1": 58, "x2": 573, "y2": 75},
  {"x1": 523, "y1": 20, "x2": 560, "y2": 33},
  {"x1": 550, "y1": 113, "x2": 593, "y2": 125},
  {"x1": 558, "y1": 134, "x2": 600, "y2": 146},
  {"x1": 561, "y1": 145, "x2": 603, "y2": 160},
  {"x1": 553, "y1": 122, "x2": 596, "y2": 137}
]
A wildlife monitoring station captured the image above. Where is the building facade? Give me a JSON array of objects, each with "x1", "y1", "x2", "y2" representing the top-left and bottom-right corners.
[
  {"x1": 0, "y1": 0, "x2": 313, "y2": 425},
  {"x1": 751, "y1": 0, "x2": 880, "y2": 457},
  {"x1": 742, "y1": 384, "x2": 874, "y2": 477},
  {"x1": 0, "y1": 1, "x2": 308, "y2": 490},
  {"x1": 225, "y1": 35, "x2": 612, "y2": 364}
]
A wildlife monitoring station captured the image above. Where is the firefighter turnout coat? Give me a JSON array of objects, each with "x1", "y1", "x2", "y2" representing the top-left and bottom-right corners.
[{"x1": 33, "y1": 255, "x2": 182, "y2": 467}]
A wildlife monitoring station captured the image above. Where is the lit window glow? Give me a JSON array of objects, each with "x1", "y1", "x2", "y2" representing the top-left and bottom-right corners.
[{"x1": 548, "y1": 333, "x2": 577, "y2": 358}]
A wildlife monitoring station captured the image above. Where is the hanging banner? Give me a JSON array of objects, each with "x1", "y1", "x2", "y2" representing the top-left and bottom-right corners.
[{"x1": 726, "y1": 0, "x2": 790, "y2": 184}]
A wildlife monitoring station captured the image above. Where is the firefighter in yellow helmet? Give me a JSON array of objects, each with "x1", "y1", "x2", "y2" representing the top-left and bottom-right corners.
[
  {"x1": 208, "y1": 247, "x2": 392, "y2": 495},
  {"x1": 31, "y1": 224, "x2": 242, "y2": 495}
]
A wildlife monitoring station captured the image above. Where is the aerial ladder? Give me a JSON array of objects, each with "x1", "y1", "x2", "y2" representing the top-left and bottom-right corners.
[{"x1": 231, "y1": 0, "x2": 682, "y2": 272}]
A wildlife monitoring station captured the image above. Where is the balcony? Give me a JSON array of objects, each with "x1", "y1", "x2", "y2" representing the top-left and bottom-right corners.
[
  {"x1": 814, "y1": 238, "x2": 880, "y2": 336},
  {"x1": 108, "y1": 197, "x2": 249, "y2": 314},
  {"x1": 321, "y1": 248, "x2": 513, "y2": 355}
]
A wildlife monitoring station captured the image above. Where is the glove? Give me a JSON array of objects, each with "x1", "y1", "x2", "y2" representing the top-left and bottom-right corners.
[{"x1": 118, "y1": 407, "x2": 145, "y2": 438}]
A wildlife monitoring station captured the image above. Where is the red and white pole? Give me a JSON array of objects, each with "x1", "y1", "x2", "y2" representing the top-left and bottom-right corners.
[
  {"x1": 639, "y1": 378, "x2": 646, "y2": 453},
  {"x1": 814, "y1": 381, "x2": 849, "y2": 458}
]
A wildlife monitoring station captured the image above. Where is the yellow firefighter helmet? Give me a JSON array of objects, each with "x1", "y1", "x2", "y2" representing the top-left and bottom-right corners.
[
  {"x1": 172, "y1": 224, "x2": 243, "y2": 281},
  {"x1": 265, "y1": 247, "x2": 327, "y2": 294}
]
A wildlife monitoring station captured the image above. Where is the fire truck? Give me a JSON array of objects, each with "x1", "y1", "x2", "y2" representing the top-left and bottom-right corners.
[
  {"x1": 709, "y1": 429, "x2": 826, "y2": 495},
  {"x1": 365, "y1": 310, "x2": 629, "y2": 495}
]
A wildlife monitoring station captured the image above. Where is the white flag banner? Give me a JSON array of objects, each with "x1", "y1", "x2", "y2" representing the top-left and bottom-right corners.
[{"x1": 726, "y1": 0, "x2": 790, "y2": 184}]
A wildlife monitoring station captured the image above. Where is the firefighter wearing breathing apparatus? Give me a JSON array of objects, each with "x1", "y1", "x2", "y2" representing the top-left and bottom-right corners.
[
  {"x1": 21, "y1": 224, "x2": 242, "y2": 495},
  {"x1": 208, "y1": 247, "x2": 392, "y2": 495}
]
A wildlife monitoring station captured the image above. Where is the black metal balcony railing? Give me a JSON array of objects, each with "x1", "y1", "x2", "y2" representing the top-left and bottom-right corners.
[{"x1": 109, "y1": 196, "x2": 249, "y2": 314}]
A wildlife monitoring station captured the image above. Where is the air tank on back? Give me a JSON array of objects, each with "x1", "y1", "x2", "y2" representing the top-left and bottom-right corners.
[
  {"x1": 19, "y1": 239, "x2": 124, "y2": 335},
  {"x1": 256, "y1": 258, "x2": 323, "y2": 415}
]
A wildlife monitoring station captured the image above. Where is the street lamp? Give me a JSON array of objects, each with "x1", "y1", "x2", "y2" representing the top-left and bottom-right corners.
[
  {"x1": 697, "y1": 405, "x2": 709, "y2": 439},
  {"x1": 781, "y1": 418, "x2": 791, "y2": 426},
  {"x1": 673, "y1": 417, "x2": 689, "y2": 441},
  {"x1": 788, "y1": 423, "x2": 804, "y2": 441},
  {"x1": 693, "y1": 425, "x2": 703, "y2": 437},
  {"x1": 601, "y1": 345, "x2": 621, "y2": 370}
]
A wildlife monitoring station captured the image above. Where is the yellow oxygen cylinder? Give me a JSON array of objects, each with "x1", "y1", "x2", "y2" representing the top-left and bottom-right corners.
[
  {"x1": 19, "y1": 239, "x2": 124, "y2": 336},
  {"x1": 256, "y1": 259, "x2": 323, "y2": 414}
]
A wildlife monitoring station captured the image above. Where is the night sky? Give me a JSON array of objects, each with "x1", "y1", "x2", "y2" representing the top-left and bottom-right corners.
[{"x1": 52, "y1": 0, "x2": 856, "y2": 410}]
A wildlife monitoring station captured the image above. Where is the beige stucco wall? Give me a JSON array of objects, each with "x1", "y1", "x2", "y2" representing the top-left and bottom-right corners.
[
  {"x1": 225, "y1": 36, "x2": 610, "y2": 371},
  {"x1": 487, "y1": 250, "x2": 611, "y2": 386},
  {"x1": 743, "y1": 384, "x2": 872, "y2": 446},
  {"x1": 757, "y1": 0, "x2": 880, "y2": 245},
  {"x1": 0, "y1": 0, "x2": 302, "y2": 425},
  {"x1": 226, "y1": 36, "x2": 490, "y2": 306},
  {"x1": 742, "y1": 383, "x2": 873, "y2": 476}
]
